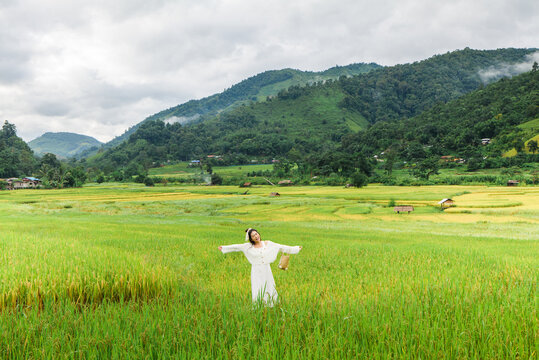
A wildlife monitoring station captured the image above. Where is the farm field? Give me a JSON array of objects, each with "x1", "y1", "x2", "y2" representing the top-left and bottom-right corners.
[
  {"x1": 149, "y1": 162, "x2": 273, "y2": 179},
  {"x1": 0, "y1": 184, "x2": 537, "y2": 358}
]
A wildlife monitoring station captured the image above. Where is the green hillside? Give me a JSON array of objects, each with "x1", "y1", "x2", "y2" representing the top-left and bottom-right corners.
[
  {"x1": 29, "y1": 132, "x2": 102, "y2": 158},
  {"x1": 503, "y1": 118, "x2": 539, "y2": 156},
  {"x1": 343, "y1": 68, "x2": 538, "y2": 162},
  {"x1": 99, "y1": 63, "x2": 380, "y2": 150},
  {"x1": 86, "y1": 48, "x2": 537, "y2": 174}
]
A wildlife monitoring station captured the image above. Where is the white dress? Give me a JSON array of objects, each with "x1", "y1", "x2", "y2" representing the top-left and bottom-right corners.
[{"x1": 220, "y1": 241, "x2": 301, "y2": 306}]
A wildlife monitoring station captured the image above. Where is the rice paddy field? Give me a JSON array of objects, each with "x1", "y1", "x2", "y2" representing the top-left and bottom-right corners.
[{"x1": 0, "y1": 184, "x2": 537, "y2": 358}]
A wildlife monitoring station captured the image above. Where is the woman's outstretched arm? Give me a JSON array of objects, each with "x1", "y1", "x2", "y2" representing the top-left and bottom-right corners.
[
  {"x1": 219, "y1": 243, "x2": 249, "y2": 254},
  {"x1": 273, "y1": 242, "x2": 302, "y2": 254}
]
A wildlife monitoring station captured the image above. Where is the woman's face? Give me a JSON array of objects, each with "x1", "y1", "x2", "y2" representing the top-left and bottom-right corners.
[{"x1": 250, "y1": 231, "x2": 261, "y2": 242}]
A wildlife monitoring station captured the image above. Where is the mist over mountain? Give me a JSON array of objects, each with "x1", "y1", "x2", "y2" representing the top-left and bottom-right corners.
[{"x1": 96, "y1": 63, "x2": 381, "y2": 150}]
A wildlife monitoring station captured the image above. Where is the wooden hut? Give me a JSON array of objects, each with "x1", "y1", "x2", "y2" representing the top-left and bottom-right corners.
[
  {"x1": 269, "y1": 192, "x2": 280, "y2": 197},
  {"x1": 394, "y1": 205, "x2": 414, "y2": 214},
  {"x1": 438, "y1": 198, "x2": 454, "y2": 210},
  {"x1": 507, "y1": 180, "x2": 519, "y2": 186}
]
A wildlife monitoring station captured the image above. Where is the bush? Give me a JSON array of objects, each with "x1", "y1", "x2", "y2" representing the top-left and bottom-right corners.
[
  {"x1": 350, "y1": 172, "x2": 369, "y2": 188},
  {"x1": 144, "y1": 177, "x2": 155, "y2": 187},
  {"x1": 211, "y1": 173, "x2": 223, "y2": 185}
]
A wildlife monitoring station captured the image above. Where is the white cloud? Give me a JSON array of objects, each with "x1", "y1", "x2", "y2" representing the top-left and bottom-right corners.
[
  {"x1": 0, "y1": 0, "x2": 537, "y2": 142},
  {"x1": 478, "y1": 51, "x2": 539, "y2": 82}
]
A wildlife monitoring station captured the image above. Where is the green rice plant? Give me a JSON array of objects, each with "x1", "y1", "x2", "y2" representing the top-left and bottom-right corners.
[{"x1": 0, "y1": 184, "x2": 536, "y2": 358}]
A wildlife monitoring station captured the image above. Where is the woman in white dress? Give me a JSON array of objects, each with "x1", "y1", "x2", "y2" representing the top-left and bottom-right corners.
[{"x1": 218, "y1": 228, "x2": 302, "y2": 307}]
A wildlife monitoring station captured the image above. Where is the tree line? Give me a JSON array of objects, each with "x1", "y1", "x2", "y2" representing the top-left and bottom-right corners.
[{"x1": 0, "y1": 121, "x2": 86, "y2": 188}]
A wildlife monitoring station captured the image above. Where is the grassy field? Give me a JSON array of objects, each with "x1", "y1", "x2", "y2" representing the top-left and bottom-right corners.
[
  {"x1": 149, "y1": 163, "x2": 274, "y2": 182},
  {"x1": 0, "y1": 184, "x2": 537, "y2": 358}
]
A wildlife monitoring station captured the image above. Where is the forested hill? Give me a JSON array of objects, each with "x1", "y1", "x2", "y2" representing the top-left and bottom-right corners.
[
  {"x1": 87, "y1": 48, "x2": 537, "y2": 172},
  {"x1": 338, "y1": 47, "x2": 537, "y2": 124},
  {"x1": 0, "y1": 121, "x2": 35, "y2": 178},
  {"x1": 342, "y1": 67, "x2": 539, "y2": 160},
  {"x1": 29, "y1": 132, "x2": 102, "y2": 158},
  {"x1": 101, "y1": 63, "x2": 381, "y2": 149}
]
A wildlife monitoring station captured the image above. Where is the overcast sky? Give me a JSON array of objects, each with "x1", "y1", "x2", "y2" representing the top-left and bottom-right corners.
[{"x1": 1, "y1": 0, "x2": 538, "y2": 142}]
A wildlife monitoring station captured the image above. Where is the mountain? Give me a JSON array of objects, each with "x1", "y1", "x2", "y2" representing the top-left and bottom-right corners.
[
  {"x1": 29, "y1": 132, "x2": 102, "y2": 158},
  {"x1": 97, "y1": 63, "x2": 381, "y2": 150},
  {"x1": 87, "y1": 48, "x2": 538, "y2": 172},
  {"x1": 341, "y1": 68, "x2": 539, "y2": 159}
]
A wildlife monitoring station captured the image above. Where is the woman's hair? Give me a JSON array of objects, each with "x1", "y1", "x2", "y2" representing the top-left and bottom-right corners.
[{"x1": 245, "y1": 228, "x2": 258, "y2": 245}]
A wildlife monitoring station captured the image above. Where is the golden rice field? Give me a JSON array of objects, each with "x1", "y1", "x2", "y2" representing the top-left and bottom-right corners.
[{"x1": 0, "y1": 184, "x2": 537, "y2": 358}]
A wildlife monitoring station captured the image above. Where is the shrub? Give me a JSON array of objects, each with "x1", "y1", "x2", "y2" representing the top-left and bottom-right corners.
[
  {"x1": 211, "y1": 173, "x2": 223, "y2": 185},
  {"x1": 350, "y1": 172, "x2": 369, "y2": 188},
  {"x1": 144, "y1": 177, "x2": 155, "y2": 187}
]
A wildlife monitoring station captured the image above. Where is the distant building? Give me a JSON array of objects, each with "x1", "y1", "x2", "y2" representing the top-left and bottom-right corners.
[
  {"x1": 438, "y1": 198, "x2": 454, "y2": 210},
  {"x1": 3, "y1": 177, "x2": 41, "y2": 190},
  {"x1": 269, "y1": 192, "x2": 280, "y2": 197},
  {"x1": 482, "y1": 138, "x2": 491, "y2": 145},
  {"x1": 394, "y1": 205, "x2": 414, "y2": 213},
  {"x1": 441, "y1": 155, "x2": 454, "y2": 162},
  {"x1": 507, "y1": 180, "x2": 519, "y2": 186},
  {"x1": 278, "y1": 180, "x2": 293, "y2": 186}
]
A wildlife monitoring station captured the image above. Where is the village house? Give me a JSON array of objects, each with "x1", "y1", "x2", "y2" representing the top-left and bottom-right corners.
[{"x1": 2, "y1": 177, "x2": 41, "y2": 190}]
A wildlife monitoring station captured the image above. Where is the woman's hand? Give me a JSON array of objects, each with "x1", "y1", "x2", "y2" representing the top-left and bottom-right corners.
[{"x1": 218, "y1": 246, "x2": 223, "y2": 251}]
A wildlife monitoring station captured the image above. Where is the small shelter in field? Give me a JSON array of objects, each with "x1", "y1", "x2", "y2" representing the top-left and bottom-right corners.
[
  {"x1": 507, "y1": 180, "x2": 519, "y2": 186},
  {"x1": 394, "y1": 205, "x2": 414, "y2": 214},
  {"x1": 240, "y1": 182, "x2": 252, "y2": 188},
  {"x1": 278, "y1": 180, "x2": 293, "y2": 186},
  {"x1": 269, "y1": 192, "x2": 280, "y2": 197},
  {"x1": 438, "y1": 198, "x2": 454, "y2": 210}
]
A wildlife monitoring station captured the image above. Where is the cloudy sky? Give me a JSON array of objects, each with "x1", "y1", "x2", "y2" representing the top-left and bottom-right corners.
[{"x1": 1, "y1": 0, "x2": 538, "y2": 142}]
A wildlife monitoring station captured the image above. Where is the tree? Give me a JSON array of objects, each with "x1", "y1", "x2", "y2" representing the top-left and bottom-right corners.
[
  {"x1": 350, "y1": 171, "x2": 368, "y2": 188},
  {"x1": 211, "y1": 173, "x2": 223, "y2": 185},
  {"x1": 144, "y1": 177, "x2": 155, "y2": 186},
  {"x1": 412, "y1": 157, "x2": 440, "y2": 180},
  {"x1": 512, "y1": 139, "x2": 524, "y2": 153},
  {"x1": 40, "y1": 153, "x2": 62, "y2": 169},
  {"x1": 466, "y1": 157, "x2": 482, "y2": 172},
  {"x1": 383, "y1": 152, "x2": 395, "y2": 176},
  {"x1": 527, "y1": 140, "x2": 538, "y2": 154},
  {"x1": 1, "y1": 121, "x2": 17, "y2": 139}
]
